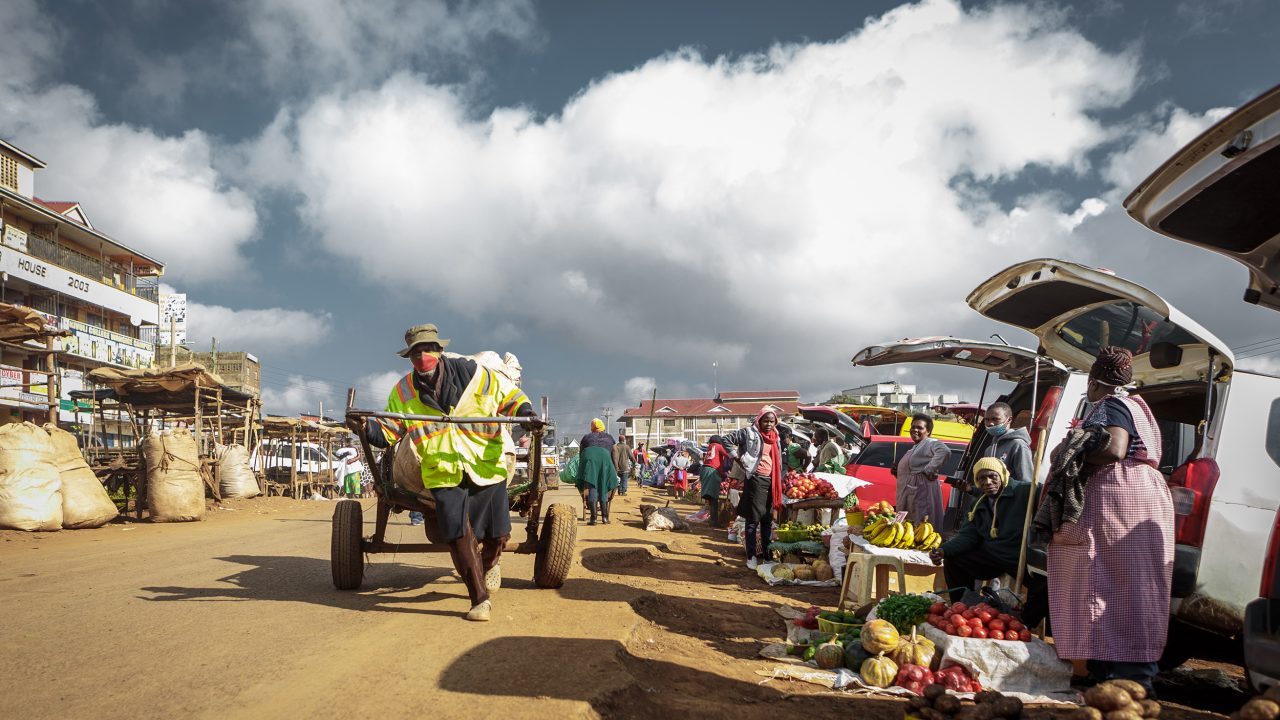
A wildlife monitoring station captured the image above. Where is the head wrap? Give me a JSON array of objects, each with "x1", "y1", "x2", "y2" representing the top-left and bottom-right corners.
[
  {"x1": 590, "y1": 418, "x2": 605, "y2": 432},
  {"x1": 1090, "y1": 346, "x2": 1133, "y2": 387},
  {"x1": 968, "y1": 456, "x2": 1011, "y2": 536}
]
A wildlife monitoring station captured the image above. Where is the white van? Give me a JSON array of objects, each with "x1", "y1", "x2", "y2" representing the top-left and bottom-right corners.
[
  {"x1": 1123, "y1": 83, "x2": 1280, "y2": 686},
  {"x1": 854, "y1": 257, "x2": 1280, "y2": 667}
]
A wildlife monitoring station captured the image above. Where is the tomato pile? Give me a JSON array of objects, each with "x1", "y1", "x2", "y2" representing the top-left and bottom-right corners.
[
  {"x1": 925, "y1": 601, "x2": 1033, "y2": 642},
  {"x1": 783, "y1": 470, "x2": 838, "y2": 500}
]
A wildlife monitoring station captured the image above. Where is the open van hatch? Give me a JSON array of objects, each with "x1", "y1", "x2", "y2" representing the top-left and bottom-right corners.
[
  {"x1": 966, "y1": 259, "x2": 1235, "y2": 386},
  {"x1": 1125, "y1": 84, "x2": 1280, "y2": 311},
  {"x1": 851, "y1": 336, "x2": 1067, "y2": 380}
]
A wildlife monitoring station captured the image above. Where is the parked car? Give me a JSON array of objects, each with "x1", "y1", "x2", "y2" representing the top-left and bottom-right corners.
[
  {"x1": 856, "y1": 256, "x2": 1280, "y2": 669},
  {"x1": 250, "y1": 441, "x2": 340, "y2": 477},
  {"x1": 1123, "y1": 83, "x2": 1280, "y2": 686},
  {"x1": 843, "y1": 433, "x2": 965, "y2": 511}
]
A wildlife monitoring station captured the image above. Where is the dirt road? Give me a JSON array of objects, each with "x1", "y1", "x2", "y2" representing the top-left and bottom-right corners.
[{"x1": 0, "y1": 489, "x2": 1251, "y2": 719}]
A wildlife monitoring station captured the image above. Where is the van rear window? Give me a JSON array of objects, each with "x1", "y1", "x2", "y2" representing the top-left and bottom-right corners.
[
  {"x1": 1057, "y1": 302, "x2": 1197, "y2": 357},
  {"x1": 853, "y1": 443, "x2": 896, "y2": 469}
]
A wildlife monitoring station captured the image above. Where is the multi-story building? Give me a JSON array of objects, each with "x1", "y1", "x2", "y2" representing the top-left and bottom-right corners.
[
  {"x1": 167, "y1": 347, "x2": 261, "y2": 398},
  {"x1": 0, "y1": 139, "x2": 163, "y2": 444},
  {"x1": 837, "y1": 382, "x2": 960, "y2": 414},
  {"x1": 619, "y1": 390, "x2": 801, "y2": 447}
]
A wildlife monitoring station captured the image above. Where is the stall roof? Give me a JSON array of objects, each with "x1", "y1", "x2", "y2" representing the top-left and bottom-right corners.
[
  {"x1": 260, "y1": 415, "x2": 348, "y2": 435},
  {"x1": 84, "y1": 363, "x2": 254, "y2": 409},
  {"x1": 0, "y1": 302, "x2": 65, "y2": 343}
]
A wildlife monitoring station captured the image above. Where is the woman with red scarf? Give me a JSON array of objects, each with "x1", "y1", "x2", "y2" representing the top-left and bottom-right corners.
[{"x1": 720, "y1": 409, "x2": 784, "y2": 569}]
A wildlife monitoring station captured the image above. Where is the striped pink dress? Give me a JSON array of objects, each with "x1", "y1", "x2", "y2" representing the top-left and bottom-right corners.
[{"x1": 1047, "y1": 393, "x2": 1175, "y2": 662}]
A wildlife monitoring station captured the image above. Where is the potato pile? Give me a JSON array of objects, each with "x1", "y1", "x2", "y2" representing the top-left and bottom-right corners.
[
  {"x1": 1229, "y1": 684, "x2": 1280, "y2": 720},
  {"x1": 1070, "y1": 680, "x2": 1160, "y2": 720},
  {"x1": 906, "y1": 684, "x2": 1024, "y2": 720}
]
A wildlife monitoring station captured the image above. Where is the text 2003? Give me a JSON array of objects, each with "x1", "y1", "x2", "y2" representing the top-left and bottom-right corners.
[{"x1": 67, "y1": 277, "x2": 90, "y2": 293}]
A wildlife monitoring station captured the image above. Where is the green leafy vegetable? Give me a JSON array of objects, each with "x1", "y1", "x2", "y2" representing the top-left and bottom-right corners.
[{"x1": 875, "y1": 594, "x2": 936, "y2": 634}]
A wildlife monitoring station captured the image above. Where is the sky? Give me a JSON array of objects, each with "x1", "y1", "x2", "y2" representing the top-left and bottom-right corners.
[{"x1": 2, "y1": 0, "x2": 1279, "y2": 436}]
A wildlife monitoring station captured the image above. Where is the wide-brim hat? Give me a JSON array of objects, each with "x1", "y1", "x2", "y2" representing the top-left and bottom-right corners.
[{"x1": 396, "y1": 323, "x2": 450, "y2": 357}]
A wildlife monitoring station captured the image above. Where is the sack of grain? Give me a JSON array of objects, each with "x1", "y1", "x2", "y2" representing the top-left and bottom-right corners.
[
  {"x1": 391, "y1": 440, "x2": 442, "y2": 542},
  {"x1": 215, "y1": 443, "x2": 260, "y2": 499},
  {"x1": 143, "y1": 430, "x2": 204, "y2": 522},
  {"x1": 0, "y1": 422, "x2": 62, "y2": 531},
  {"x1": 44, "y1": 424, "x2": 117, "y2": 528}
]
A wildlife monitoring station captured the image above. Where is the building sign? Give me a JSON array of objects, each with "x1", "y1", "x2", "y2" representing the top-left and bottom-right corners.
[
  {"x1": 0, "y1": 245, "x2": 157, "y2": 320},
  {"x1": 0, "y1": 364, "x2": 48, "y2": 407},
  {"x1": 57, "y1": 318, "x2": 156, "y2": 369},
  {"x1": 2, "y1": 224, "x2": 28, "y2": 253},
  {"x1": 159, "y1": 293, "x2": 187, "y2": 345}
]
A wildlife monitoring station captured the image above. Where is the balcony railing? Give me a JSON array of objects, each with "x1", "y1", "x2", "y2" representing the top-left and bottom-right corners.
[{"x1": 25, "y1": 230, "x2": 158, "y2": 300}]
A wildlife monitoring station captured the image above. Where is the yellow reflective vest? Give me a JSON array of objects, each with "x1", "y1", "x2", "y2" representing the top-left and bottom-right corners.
[{"x1": 377, "y1": 365, "x2": 530, "y2": 489}]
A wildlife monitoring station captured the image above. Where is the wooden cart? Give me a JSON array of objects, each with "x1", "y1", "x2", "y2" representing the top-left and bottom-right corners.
[{"x1": 331, "y1": 406, "x2": 576, "y2": 591}]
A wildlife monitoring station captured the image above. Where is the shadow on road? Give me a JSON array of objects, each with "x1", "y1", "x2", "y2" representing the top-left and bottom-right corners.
[
  {"x1": 438, "y1": 635, "x2": 900, "y2": 719},
  {"x1": 139, "y1": 554, "x2": 462, "y2": 616}
]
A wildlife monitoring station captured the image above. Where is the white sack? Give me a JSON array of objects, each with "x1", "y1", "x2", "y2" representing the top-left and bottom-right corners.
[
  {"x1": 919, "y1": 623, "x2": 1074, "y2": 697},
  {"x1": 216, "y1": 444, "x2": 260, "y2": 499},
  {"x1": 44, "y1": 424, "x2": 117, "y2": 528},
  {"x1": 143, "y1": 430, "x2": 204, "y2": 522},
  {"x1": 0, "y1": 422, "x2": 61, "y2": 531}
]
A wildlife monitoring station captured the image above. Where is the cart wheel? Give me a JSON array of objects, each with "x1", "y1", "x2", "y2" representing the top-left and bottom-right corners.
[
  {"x1": 533, "y1": 503, "x2": 576, "y2": 589},
  {"x1": 331, "y1": 499, "x2": 364, "y2": 590}
]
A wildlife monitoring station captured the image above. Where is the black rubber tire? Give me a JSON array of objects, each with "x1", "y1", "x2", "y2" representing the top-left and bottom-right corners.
[
  {"x1": 533, "y1": 503, "x2": 576, "y2": 589},
  {"x1": 331, "y1": 500, "x2": 364, "y2": 590}
]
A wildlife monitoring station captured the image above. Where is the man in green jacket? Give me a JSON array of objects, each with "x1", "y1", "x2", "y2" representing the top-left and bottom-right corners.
[{"x1": 930, "y1": 457, "x2": 1044, "y2": 610}]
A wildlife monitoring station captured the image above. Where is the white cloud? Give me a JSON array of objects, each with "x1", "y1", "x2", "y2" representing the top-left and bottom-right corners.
[
  {"x1": 624, "y1": 376, "x2": 657, "y2": 402},
  {"x1": 0, "y1": 0, "x2": 260, "y2": 285},
  {"x1": 240, "y1": 0, "x2": 538, "y2": 91},
  {"x1": 249, "y1": 0, "x2": 1142, "y2": 399},
  {"x1": 186, "y1": 302, "x2": 333, "y2": 352},
  {"x1": 261, "y1": 374, "x2": 336, "y2": 416},
  {"x1": 356, "y1": 369, "x2": 405, "y2": 409}
]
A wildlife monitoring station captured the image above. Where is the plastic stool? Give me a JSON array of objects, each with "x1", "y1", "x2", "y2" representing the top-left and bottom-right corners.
[{"x1": 837, "y1": 550, "x2": 906, "y2": 612}]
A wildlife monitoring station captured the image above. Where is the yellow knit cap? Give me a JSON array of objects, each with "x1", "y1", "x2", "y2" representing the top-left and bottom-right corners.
[
  {"x1": 971, "y1": 456, "x2": 1009, "y2": 485},
  {"x1": 969, "y1": 456, "x2": 1011, "y2": 536},
  {"x1": 590, "y1": 418, "x2": 605, "y2": 432}
]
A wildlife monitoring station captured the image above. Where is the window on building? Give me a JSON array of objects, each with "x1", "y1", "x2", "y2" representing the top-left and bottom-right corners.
[
  {"x1": 0, "y1": 156, "x2": 18, "y2": 191},
  {"x1": 662, "y1": 419, "x2": 677, "y2": 431}
]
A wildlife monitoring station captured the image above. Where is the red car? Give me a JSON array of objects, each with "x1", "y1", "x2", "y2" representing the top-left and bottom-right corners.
[{"x1": 844, "y1": 435, "x2": 966, "y2": 511}]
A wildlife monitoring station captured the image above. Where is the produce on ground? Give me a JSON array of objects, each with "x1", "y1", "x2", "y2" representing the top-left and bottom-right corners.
[
  {"x1": 775, "y1": 520, "x2": 828, "y2": 541},
  {"x1": 812, "y1": 560, "x2": 835, "y2": 581},
  {"x1": 907, "y1": 685, "x2": 1022, "y2": 719},
  {"x1": 864, "y1": 515, "x2": 942, "y2": 551},
  {"x1": 895, "y1": 663, "x2": 935, "y2": 696},
  {"x1": 818, "y1": 609, "x2": 862, "y2": 626},
  {"x1": 933, "y1": 665, "x2": 982, "y2": 694},
  {"x1": 793, "y1": 606, "x2": 823, "y2": 629},
  {"x1": 1227, "y1": 684, "x2": 1280, "y2": 720},
  {"x1": 925, "y1": 600, "x2": 1033, "y2": 642},
  {"x1": 860, "y1": 652, "x2": 899, "y2": 688},
  {"x1": 876, "y1": 593, "x2": 937, "y2": 634},
  {"x1": 718, "y1": 478, "x2": 744, "y2": 497},
  {"x1": 1070, "y1": 679, "x2": 1160, "y2": 720},
  {"x1": 814, "y1": 637, "x2": 845, "y2": 670},
  {"x1": 860, "y1": 618, "x2": 901, "y2": 654},
  {"x1": 783, "y1": 470, "x2": 838, "y2": 500},
  {"x1": 889, "y1": 627, "x2": 937, "y2": 669}
]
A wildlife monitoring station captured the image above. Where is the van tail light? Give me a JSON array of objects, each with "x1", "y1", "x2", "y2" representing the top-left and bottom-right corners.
[
  {"x1": 1168, "y1": 457, "x2": 1220, "y2": 547},
  {"x1": 1261, "y1": 510, "x2": 1280, "y2": 598},
  {"x1": 1029, "y1": 386, "x2": 1064, "y2": 454}
]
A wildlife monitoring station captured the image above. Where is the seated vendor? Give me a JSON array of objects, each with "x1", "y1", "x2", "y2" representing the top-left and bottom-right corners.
[{"x1": 930, "y1": 457, "x2": 1047, "y2": 624}]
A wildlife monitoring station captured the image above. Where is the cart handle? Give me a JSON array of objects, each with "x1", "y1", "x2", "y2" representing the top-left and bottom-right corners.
[{"x1": 346, "y1": 408, "x2": 546, "y2": 428}]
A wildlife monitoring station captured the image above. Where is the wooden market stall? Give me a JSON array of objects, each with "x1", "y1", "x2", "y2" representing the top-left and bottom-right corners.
[
  {"x1": 256, "y1": 415, "x2": 353, "y2": 500},
  {"x1": 0, "y1": 302, "x2": 70, "y2": 424},
  {"x1": 80, "y1": 363, "x2": 262, "y2": 517}
]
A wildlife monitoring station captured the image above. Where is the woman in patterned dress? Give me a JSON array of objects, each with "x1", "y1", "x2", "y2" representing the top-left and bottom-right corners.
[{"x1": 1047, "y1": 347, "x2": 1175, "y2": 695}]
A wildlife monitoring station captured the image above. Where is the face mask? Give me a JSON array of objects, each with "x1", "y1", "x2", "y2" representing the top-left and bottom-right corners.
[
  {"x1": 985, "y1": 424, "x2": 1009, "y2": 438},
  {"x1": 411, "y1": 351, "x2": 441, "y2": 374}
]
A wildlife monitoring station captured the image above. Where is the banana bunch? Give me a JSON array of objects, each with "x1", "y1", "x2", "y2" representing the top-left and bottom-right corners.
[
  {"x1": 863, "y1": 516, "x2": 943, "y2": 551},
  {"x1": 913, "y1": 520, "x2": 942, "y2": 551}
]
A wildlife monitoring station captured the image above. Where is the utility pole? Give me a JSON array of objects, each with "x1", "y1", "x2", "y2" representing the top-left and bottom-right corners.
[
  {"x1": 713, "y1": 360, "x2": 718, "y2": 398},
  {"x1": 603, "y1": 405, "x2": 613, "y2": 429}
]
